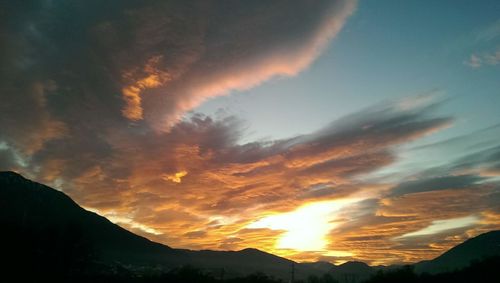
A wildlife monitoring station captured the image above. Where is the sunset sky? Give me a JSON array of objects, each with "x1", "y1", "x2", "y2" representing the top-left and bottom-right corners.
[{"x1": 1, "y1": 0, "x2": 500, "y2": 265}]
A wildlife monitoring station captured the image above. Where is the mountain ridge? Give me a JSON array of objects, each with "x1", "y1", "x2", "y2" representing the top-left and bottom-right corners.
[
  {"x1": 0, "y1": 171, "x2": 308, "y2": 280},
  {"x1": 415, "y1": 230, "x2": 500, "y2": 274}
]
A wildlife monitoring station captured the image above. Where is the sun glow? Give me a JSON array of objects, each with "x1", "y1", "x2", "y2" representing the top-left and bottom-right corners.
[{"x1": 248, "y1": 199, "x2": 357, "y2": 251}]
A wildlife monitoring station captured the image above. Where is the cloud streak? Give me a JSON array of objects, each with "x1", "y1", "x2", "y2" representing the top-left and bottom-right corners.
[{"x1": 465, "y1": 49, "x2": 500, "y2": 68}]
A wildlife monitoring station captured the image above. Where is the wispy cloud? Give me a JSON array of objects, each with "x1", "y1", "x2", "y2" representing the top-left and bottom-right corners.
[
  {"x1": 465, "y1": 20, "x2": 500, "y2": 68},
  {"x1": 464, "y1": 48, "x2": 500, "y2": 68},
  {"x1": 475, "y1": 19, "x2": 500, "y2": 42}
]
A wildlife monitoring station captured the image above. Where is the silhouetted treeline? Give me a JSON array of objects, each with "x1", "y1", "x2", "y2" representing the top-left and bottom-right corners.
[
  {"x1": 4, "y1": 252, "x2": 500, "y2": 283},
  {"x1": 47, "y1": 265, "x2": 285, "y2": 283},
  {"x1": 2, "y1": 222, "x2": 96, "y2": 283},
  {"x1": 70, "y1": 255, "x2": 500, "y2": 283},
  {"x1": 363, "y1": 256, "x2": 500, "y2": 283}
]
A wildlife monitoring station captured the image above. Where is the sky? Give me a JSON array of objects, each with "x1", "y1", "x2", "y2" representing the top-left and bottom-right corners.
[{"x1": 1, "y1": 0, "x2": 500, "y2": 265}]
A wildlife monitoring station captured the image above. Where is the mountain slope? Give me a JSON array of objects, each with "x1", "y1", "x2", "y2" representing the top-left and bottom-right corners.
[
  {"x1": 415, "y1": 230, "x2": 500, "y2": 273},
  {"x1": 0, "y1": 171, "x2": 191, "y2": 281},
  {"x1": 0, "y1": 171, "x2": 312, "y2": 280},
  {"x1": 0, "y1": 171, "x2": 181, "y2": 255}
]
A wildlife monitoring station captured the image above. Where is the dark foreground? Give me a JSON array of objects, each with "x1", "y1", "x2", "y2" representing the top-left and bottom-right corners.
[{"x1": 3, "y1": 256, "x2": 499, "y2": 283}]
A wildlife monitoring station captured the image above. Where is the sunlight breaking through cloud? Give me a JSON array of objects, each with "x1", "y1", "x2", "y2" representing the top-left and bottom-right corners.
[{"x1": 247, "y1": 199, "x2": 359, "y2": 251}]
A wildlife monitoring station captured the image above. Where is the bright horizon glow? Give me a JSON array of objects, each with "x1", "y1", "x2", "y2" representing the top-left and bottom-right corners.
[{"x1": 247, "y1": 199, "x2": 358, "y2": 251}]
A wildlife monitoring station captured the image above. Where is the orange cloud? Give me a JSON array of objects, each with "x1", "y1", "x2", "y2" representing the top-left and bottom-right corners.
[
  {"x1": 121, "y1": 56, "x2": 171, "y2": 121},
  {"x1": 163, "y1": 171, "x2": 188, "y2": 183},
  {"x1": 117, "y1": 1, "x2": 357, "y2": 131},
  {"x1": 20, "y1": 98, "x2": 493, "y2": 266}
]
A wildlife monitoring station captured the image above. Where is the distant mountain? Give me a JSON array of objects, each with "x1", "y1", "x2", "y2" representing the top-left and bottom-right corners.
[
  {"x1": 415, "y1": 230, "x2": 500, "y2": 274},
  {"x1": 300, "y1": 260, "x2": 375, "y2": 283},
  {"x1": 331, "y1": 261, "x2": 374, "y2": 282}
]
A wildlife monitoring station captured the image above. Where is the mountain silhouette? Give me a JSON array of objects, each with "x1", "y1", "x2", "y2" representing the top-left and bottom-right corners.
[
  {"x1": 331, "y1": 261, "x2": 374, "y2": 282},
  {"x1": 415, "y1": 230, "x2": 500, "y2": 274},
  {"x1": 299, "y1": 260, "x2": 375, "y2": 282},
  {"x1": 1, "y1": 171, "x2": 499, "y2": 282},
  {"x1": 0, "y1": 171, "x2": 318, "y2": 280}
]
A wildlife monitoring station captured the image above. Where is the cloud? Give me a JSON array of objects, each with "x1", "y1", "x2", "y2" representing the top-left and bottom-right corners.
[
  {"x1": 6, "y1": 94, "x2": 466, "y2": 263},
  {"x1": 464, "y1": 19, "x2": 500, "y2": 68},
  {"x1": 0, "y1": 0, "x2": 358, "y2": 223},
  {"x1": 306, "y1": 125, "x2": 500, "y2": 264},
  {"x1": 184, "y1": 230, "x2": 207, "y2": 239},
  {"x1": 320, "y1": 182, "x2": 499, "y2": 264},
  {"x1": 3, "y1": 87, "x2": 499, "y2": 264},
  {"x1": 475, "y1": 19, "x2": 500, "y2": 43},
  {"x1": 442, "y1": 145, "x2": 500, "y2": 178},
  {"x1": 0, "y1": 148, "x2": 18, "y2": 170},
  {"x1": 1, "y1": 0, "x2": 357, "y2": 141},
  {"x1": 464, "y1": 54, "x2": 483, "y2": 68},
  {"x1": 2, "y1": 1, "x2": 500, "y2": 266},
  {"x1": 163, "y1": 171, "x2": 188, "y2": 183},
  {"x1": 464, "y1": 48, "x2": 500, "y2": 68},
  {"x1": 389, "y1": 175, "x2": 485, "y2": 197},
  {"x1": 397, "y1": 215, "x2": 479, "y2": 238}
]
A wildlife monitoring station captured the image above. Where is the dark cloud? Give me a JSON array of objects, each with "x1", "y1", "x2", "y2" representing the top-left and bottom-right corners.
[
  {"x1": 1, "y1": 0, "x2": 356, "y2": 150},
  {"x1": 403, "y1": 124, "x2": 500, "y2": 179},
  {"x1": 451, "y1": 145, "x2": 500, "y2": 174},
  {"x1": 0, "y1": 148, "x2": 18, "y2": 170},
  {"x1": 298, "y1": 183, "x2": 358, "y2": 200},
  {"x1": 389, "y1": 175, "x2": 485, "y2": 197}
]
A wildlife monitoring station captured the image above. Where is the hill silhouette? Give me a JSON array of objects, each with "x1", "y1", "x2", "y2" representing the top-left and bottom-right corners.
[
  {"x1": 414, "y1": 230, "x2": 500, "y2": 273},
  {"x1": 365, "y1": 256, "x2": 500, "y2": 283},
  {"x1": 1, "y1": 171, "x2": 499, "y2": 283},
  {"x1": 0, "y1": 171, "x2": 324, "y2": 281}
]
